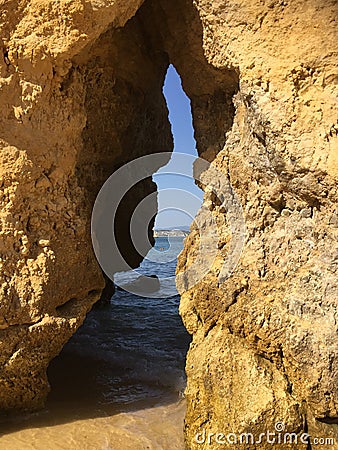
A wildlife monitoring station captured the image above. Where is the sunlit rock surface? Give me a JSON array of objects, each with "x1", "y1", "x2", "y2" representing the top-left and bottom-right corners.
[{"x1": 0, "y1": 1, "x2": 337, "y2": 448}]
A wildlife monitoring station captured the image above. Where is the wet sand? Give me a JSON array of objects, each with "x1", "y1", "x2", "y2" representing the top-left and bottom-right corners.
[
  {"x1": 0, "y1": 400, "x2": 186, "y2": 450},
  {"x1": 0, "y1": 238, "x2": 189, "y2": 449}
]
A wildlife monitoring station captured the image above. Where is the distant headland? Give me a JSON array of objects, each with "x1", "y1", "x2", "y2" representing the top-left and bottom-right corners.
[{"x1": 153, "y1": 226, "x2": 189, "y2": 237}]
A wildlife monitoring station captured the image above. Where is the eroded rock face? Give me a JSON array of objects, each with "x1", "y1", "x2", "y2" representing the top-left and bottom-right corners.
[
  {"x1": 0, "y1": 0, "x2": 337, "y2": 448},
  {"x1": 0, "y1": 0, "x2": 172, "y2": 410},
  {"x1": 176, "y1": 0, "x2": 338, "y2": 447}
]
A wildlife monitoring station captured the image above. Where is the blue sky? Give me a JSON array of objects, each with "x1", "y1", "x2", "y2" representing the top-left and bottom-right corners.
[{"x1": 153, "y1": 65, "x2": 203, "y2": 229}]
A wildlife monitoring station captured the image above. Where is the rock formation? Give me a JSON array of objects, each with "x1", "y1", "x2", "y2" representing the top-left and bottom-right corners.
[
  {"x1": 175, "y1": 1, "x2": 338, "y2": 447},
  {"x1": 1, "y1": 0, "x2": 337, "y2": 448},
  {"x1": 0, "y1": 0, "x2": 172, "y2": 410}
]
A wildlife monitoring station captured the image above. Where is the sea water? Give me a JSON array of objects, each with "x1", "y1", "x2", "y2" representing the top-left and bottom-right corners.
[{"x1": 0, "y1": 237, "x2": 191, "y2": 450}]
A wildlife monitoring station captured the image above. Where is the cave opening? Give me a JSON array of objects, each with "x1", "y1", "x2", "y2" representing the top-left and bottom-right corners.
[
  {"x1": 153, "y1": 64, "x2": 203, "y2": 232},
  {"x1": 45, "y1": 63, "x2": 199, "y2": 431},
  {"x1": 152, "y1": 64, "x2": 203, "y2": 232}
]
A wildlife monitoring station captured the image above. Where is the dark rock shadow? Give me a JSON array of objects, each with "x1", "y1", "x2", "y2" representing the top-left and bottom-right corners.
[{"x1": 0, "y1": 289, "x2": 190, "y2": 436}]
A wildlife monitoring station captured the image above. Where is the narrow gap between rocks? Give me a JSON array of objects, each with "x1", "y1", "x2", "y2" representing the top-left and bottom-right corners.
[{"x1": 7, "y1": 64, "x2": 201, "y2": 447}]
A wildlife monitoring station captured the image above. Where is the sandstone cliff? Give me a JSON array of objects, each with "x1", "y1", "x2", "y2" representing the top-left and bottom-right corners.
[
  {"x1": 0, "y1": 0, "x2": 172, "y2": 410},
  {"x1": 0, "y1": 0, "x2": 338, "y2": 449},
  {"x1": 176, "y1": 1, "x2": 338, "y2": 448}
]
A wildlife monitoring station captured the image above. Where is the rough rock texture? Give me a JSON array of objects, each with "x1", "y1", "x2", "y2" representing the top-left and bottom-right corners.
[
  {"x1": 0, "y1": 0, "x2": 172, "y2": 410},
  {"x1": 176, "y1": 0, "x2": 338, "y2": 448},
  {"x1": 0, "y1": 0, "x2": 338, "y2": 448}
]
